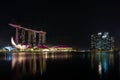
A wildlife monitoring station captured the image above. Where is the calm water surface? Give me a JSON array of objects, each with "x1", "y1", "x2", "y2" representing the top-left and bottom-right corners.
[{"x1": 0, "y1": 52, "x2": 120, "y2": 80}]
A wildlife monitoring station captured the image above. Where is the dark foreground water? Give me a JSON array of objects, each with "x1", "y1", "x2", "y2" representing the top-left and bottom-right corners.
[{"x1": 0, "y1": 51, "x2": 120, "y2": 80}]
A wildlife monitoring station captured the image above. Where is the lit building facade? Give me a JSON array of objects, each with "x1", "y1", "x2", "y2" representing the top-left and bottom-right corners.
[
  {"x1": 9, "y1": 24, "x2": 46, "y2": 48},
  {"x1": 38, "y1": 31, "x2": 46, "y2": 46},
  {"x1": 91, "y1": 32, "x2": 114, "y2": 51}
]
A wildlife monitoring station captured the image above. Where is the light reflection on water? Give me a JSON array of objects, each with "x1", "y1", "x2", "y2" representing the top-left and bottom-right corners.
[
  {"x1": 0, "y1": 52, "x2": 118, "y2": 80},
  {"x1": 91, "y1": 52, "x2": 114, "y2": 79},
  {"x1": 1, "y1": 52, "x2": 72, "y2": 76}
]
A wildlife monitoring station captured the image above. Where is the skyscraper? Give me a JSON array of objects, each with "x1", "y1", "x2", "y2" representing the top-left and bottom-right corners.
[
  {"x1": 38, "y1": 31, "x2": 46, "y2": 46},
  {"x1": 91, "y1": 32, "x2": 114, "y2": 51}
]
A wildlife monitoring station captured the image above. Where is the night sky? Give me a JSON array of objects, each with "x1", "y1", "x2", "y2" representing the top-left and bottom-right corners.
[{"x1": 0, "y1": 1, "x2": 120, "y2": 49}]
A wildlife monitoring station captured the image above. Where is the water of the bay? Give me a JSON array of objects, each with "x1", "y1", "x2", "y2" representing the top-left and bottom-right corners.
[{"x1": 0, "y1": 51, "x2": 120, "y2": 80}]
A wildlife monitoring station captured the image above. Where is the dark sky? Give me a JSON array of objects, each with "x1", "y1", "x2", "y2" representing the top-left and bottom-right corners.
[{"x1": 0, "y1": 1, "x2": 120, "y2": 49}]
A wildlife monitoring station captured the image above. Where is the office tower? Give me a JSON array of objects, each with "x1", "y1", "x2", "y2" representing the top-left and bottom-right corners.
[{"x1": 91, "y1": 32, "x2": 114, "y2": 51}]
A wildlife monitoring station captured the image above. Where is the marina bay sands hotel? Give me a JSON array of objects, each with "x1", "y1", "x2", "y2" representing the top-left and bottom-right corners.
[{"x1": 9, "y1": 24, "x2": 46, "y2": 47}]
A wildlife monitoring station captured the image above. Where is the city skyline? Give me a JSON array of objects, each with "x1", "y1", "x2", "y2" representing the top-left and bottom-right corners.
[
  {"x1": 1, "y1": 1, "x2": 120, "y2": 48},
  {"x1": 1, "y1": 1, "x2": 120, "y2": 80},
  {"x1": 0, "y1": 24, "x2": 116, "y2": 49}
]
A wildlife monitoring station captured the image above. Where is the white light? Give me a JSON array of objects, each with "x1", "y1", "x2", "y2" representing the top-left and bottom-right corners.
[
  {"x1": 98, "y1": 32, "x2": 102, "y2": 35},
  {"x1": 42, "y1": 49, "x2": 49, "y2": 52},
  {"x1": 102, "y1": 35, "x2": 107, "y2": 38},
  {"x1": 98, "y1": 62, "x2": 102, "y2": 75}
]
